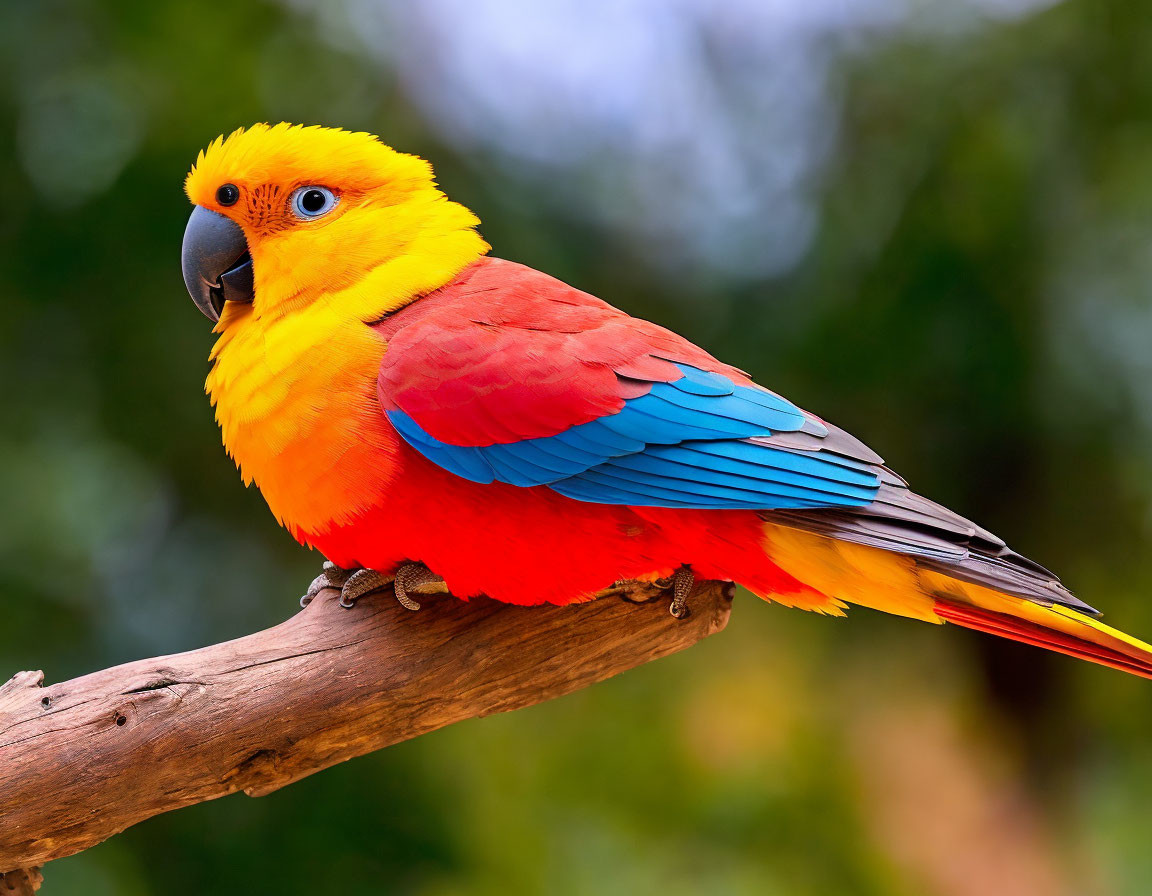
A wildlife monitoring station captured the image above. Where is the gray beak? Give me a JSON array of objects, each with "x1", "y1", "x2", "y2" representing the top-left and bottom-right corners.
[{"x1": 181, "y1": 206, "x2": 254, "y2": 322}]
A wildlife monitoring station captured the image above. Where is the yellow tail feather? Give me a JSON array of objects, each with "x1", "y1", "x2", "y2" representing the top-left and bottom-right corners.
[{"x1": 762, "y1": 523, "x2": 1152, "y2": 679}]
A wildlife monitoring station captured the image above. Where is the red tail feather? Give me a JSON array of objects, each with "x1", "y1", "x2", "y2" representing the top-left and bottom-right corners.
[{"x1": 933, "y1": 600, "x2": 1152, "y2": 680}]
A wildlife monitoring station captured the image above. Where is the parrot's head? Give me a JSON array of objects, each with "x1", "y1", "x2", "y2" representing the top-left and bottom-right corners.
[{"x1": 182, "y1": 122, "x2": 487, "y2": 327}]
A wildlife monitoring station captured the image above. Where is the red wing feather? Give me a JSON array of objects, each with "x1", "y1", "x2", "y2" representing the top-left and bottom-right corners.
[{"x1": 375, "y1": 258, "x2": 748, "y2": 446}]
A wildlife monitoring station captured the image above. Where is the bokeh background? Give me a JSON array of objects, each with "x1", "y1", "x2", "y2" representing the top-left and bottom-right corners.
[{"x1": 3, "y1": 0, "x2": 1152, "y2": 893}]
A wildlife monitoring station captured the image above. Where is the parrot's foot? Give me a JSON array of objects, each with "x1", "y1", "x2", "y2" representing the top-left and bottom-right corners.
[
  {"x1": 300, "y1": 561, "x2": 351, "y2": 608},
  {"x1": 656, "y1": 566, "x2": 695, "y2": 619},
  {"x1": 614, "y1": 566, "x2": 695, "y2": 616},
  {"x1": 299, "y1": 561, "x2": 445, "y2": 611}
]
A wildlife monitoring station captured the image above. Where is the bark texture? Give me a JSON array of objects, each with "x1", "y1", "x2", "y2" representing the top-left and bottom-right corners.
[
  {"x1": 0, "y1": 579, "x2": 732, "y2": 871},
  {"x1": 0, "y1": 868, "x2": 42, "y2": 895}
]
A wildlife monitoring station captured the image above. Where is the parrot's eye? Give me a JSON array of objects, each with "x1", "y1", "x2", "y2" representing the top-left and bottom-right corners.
[
  {"x1": 216, "y1": 183, "x2": 240, "y2": 206},
  {"x1": 291, "y1": 186, "x2": 338, "y2": 220}
]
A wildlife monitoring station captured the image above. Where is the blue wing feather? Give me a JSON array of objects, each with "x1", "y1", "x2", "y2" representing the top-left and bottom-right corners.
[
  {"x1": 607, "y1": 450, "x2": 878, "y2": 502},
  {"x1": 670, "y1": 443, "x2": 877, "y2": 487},
  {"x1": 387, "y1": 363, "x2": 881, "y2": 510},
  {"x1": 669, "y1": 366, "x2": 736, "y2": 396},
  {"x1": 389, "y1": 409, "x2": 497, "y2": 484},
  {"x1": 553, "y1": 424, "x2": 646, "y2": 455}
]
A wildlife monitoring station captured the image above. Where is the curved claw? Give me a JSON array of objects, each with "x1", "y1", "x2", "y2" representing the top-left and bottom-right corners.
[{"x1": 301, "y1": 575, "x2": 331, "y2": 607}]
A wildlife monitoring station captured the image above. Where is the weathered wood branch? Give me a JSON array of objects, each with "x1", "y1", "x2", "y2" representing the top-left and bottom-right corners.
[
  {"x1": 0, "y1": 867, "x2": 42, "y2": 895},
  {"x1": 0, "y1": 579, "x2": 732, "y2": 871}
]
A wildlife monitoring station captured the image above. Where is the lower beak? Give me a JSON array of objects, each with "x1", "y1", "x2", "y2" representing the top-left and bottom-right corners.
[{"x1": 181, "y1": 206, "x2": 254, "y2": 322}]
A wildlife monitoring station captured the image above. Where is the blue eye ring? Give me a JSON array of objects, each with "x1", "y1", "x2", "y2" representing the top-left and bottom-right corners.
[{"x1": 290, "y1": 186, "x2": 338, "y2": 219}]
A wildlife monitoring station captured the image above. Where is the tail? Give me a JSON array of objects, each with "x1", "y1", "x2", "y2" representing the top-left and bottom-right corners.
[
  {"x1": 760, "y1": 522, "x2": 1152, "y2": 680},
  {"x1": 729, "y1": 415, "x2": 1152, "y2": 679},
  {"x1": 933, "y1": 599, "x2": 1152, "y2": 680}
]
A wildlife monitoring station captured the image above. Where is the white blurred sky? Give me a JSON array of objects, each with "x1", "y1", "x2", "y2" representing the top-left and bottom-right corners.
[{"x1": 289, "y1": 0, "x2": 1060, "y2": 278}]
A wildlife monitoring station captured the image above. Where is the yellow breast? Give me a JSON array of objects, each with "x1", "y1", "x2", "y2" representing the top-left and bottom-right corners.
[
  {"x1": 207, "y1": 301, "x2": 397, "y2": 535},
  {"x1": 207, "y1": 233, "x2": 487, "y2": 536}
]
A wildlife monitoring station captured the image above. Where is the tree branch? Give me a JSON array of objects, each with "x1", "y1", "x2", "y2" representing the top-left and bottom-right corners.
[
  {"x1": 0, "y1": 867, "x2": 42, "y2": 895},
  {"x1": 0, "y1": 579, "x2": 732, "y2": 871}
]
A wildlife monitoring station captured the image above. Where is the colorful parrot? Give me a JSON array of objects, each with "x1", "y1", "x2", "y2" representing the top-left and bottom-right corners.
[{"x1": 181, "y1": 123, "x2": 1152, "y2": 679}]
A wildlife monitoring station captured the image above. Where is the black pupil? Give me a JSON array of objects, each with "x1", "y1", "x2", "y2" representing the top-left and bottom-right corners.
[
  {"x1": 216, "y1": 184, "x2": 239, "y2": 206},
  {"x1": 301, "y1": 189, "x2": 327, "y2": 213}
]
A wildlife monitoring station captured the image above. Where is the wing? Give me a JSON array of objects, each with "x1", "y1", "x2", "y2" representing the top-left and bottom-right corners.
[
  {"x1": 378, "y1": 259, "x2": 881, "y2": 512},
  {"x1": 377, "y1": 258, "x2": 1092, "y2": 614}
]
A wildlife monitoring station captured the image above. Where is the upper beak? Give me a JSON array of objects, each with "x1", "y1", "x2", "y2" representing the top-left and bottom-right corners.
[{"x1": 181, "y1": 206, "x2": 254, "y2": 322}]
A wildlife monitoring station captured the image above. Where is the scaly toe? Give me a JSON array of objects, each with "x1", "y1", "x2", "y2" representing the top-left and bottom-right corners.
[
  {"x1": 338, "y1": 568, "x2": 393, "y2": 609},
  {"x1": 301, "y1": 561, "x2": 354, "y2": 607},
  {"x1": 393, "y1": 562, "x2": 446, "y2": 612},
  {"x1": 668, "y1": 566, "x2": 694, "y2": 619}
]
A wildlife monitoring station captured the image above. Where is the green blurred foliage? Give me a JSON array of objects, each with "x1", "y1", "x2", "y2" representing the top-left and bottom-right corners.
[{"x1": 2, "y1": 1, "x2": 1152, "y2": 894}]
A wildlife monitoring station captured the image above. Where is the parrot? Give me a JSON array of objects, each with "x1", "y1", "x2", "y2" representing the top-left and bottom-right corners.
[{"x1": 180, "y1": 122, "x2": 1152, "y2": 680}]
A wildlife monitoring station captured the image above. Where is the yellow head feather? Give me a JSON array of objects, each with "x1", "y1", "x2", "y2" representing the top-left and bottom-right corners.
[
  {"x1": 186, "y1": 123, "x2": 489, "y2": 532},
  {"x1": 185, "y1": 122, "x2": 488, "y2": 324}
]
